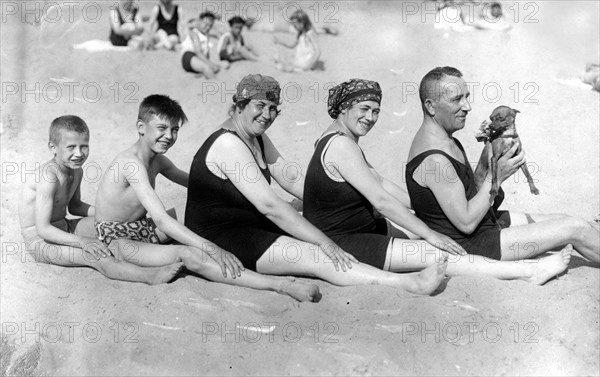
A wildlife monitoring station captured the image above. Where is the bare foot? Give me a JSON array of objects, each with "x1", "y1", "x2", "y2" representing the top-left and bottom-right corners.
[
  {"x1": 278, "y1": 277, "x2": 322, "y2": 303},
  {"x1": 403, "y1": 257, "x2": 448, "y2": 295},
  {"x1": 524, "y1": 245, "x2": 572, "y2": 285},
  {"x1": 148, "y1": 262, "x2": 184, "y2": 285}
]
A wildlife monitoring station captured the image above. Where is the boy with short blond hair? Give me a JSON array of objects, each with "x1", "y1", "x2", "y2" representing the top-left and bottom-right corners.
[
  {"x1": 19, "y1": 115, "x2": 182, "y2": 284},
  {"x1": 93, "y1": 94, "x2": 320, "y2": 302}
]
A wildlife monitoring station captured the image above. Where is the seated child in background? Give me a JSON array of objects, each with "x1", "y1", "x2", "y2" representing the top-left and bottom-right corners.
[
  {"x1": 93, "y1": 95, "x2": 320, "y2": 302},
  {"x1": 180, "y1": 11, "x2": 226, "y2": 79},
  {"x1": 273, "y1": 9, "x2": 321, "y2": 72},
  {"x1": 18, "y1": 115, "x2": 181, "y2": 285},
  {"x1": 217, "y1": 16, "x2": 259, "y2": 63},
  {"x1": 109, "y1": 0, "x2": 149, "y2": 49},
  {"x1": 149, "y1": 0, "x2": 183, "y2": 50}
]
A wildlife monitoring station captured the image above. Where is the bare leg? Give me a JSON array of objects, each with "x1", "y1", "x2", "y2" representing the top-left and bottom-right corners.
[
  {"x1": 189, "y1": 57, "x2": 217, "y2": 79},
  {"x1": 255, "y1": 236, "x2": 448, "y2": 295},
  {"x1": 110, "y1": 239, "x2": 321, "y2": 302},
  {"x1": 500, "y1": 216, "x2": 599, "y2": 262},
  {"x1": 26, "y1": 240, "x2": 182, "y2": 285},
  {"x1": 387, "y1": 239, "x2": 572, "y2": 285}
]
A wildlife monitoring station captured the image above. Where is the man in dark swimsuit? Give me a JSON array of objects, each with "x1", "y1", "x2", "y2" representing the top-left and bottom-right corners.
[{"x1": 406, "y1": 66, "x2": 599, "y2": 263}]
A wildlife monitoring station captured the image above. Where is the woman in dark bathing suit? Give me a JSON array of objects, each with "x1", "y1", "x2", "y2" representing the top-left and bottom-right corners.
[
  {"x1": 302, "y1": 78, "x2": 573, "y2": 285},
  {"x1": 185, "y1": 74, "x2": 448, "y2": 296}
]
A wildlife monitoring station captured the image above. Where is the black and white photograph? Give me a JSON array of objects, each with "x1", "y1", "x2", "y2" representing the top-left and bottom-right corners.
[{"x1": 1, "y1": 0, "x2": 599, "y2": 375}]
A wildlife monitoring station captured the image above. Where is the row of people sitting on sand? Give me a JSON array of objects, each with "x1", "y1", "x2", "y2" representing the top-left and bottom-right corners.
[
  {"x1": 20, "y1": 69, "x2": 600, "y2": 303},
  {"x1": 109, "y1": 0, "x2": 322, "y2": 76}
]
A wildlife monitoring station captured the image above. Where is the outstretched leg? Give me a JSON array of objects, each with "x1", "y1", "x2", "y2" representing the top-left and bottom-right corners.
[
  {"x1": 25, "y1": 239, "x2": 182, "y2": 285},
  {"x1": 256, "y1": 236, "x2": 448, "y2": 295},
  {"x1": 500, "y1": 216, "x2": 599, "y2": 262},
  {"x1": 110, "y1": 239, "x2": 321, "y2": 302},
  {"x1": 386, "y1": 238, "x2": 572, "y2": 285}
]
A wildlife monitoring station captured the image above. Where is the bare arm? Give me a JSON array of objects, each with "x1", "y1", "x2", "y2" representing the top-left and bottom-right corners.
[
  {"x1": 34, "y1": 170, "x2": 108, "y2": 259},
  {"x1": 67, "y1": 178, "x2": 93, "y2": 217},
  {"x1": 158, "y1": 155, "x2": 189, "y2": 187},
  {"x1": 124, "y1": 157, "x2": 242, "y2": 277},
  {"x1": 176, "y1": 6, "x2": 184, "y2": 38},
  {"x1": 370, "y1": 168, "x2": 412, "y2": 208},
  {"x1": 303, "y1": 30, "x2": 320, "y2": 68},
  {"x1": 262, "y1": 133, "x2": 304, "y2": 199},
  {"x1": 331, "y1": 137, "x2": 465, "y2": 254},
  {"x1": 148, "y1": 5, "x2": 159, "y2": 33},
  {"x1": 334, "y1": 138, "x2": 443, "y2": 238},
  {"x1": 420, "y1": 153, "x2": 495, "y2": 234},
  {"x1": 190, "y1": 29, "x2": 212, "y2": 64},
  {"x1": 213, "y1": 134, "x2": 329, "y2": 245}
]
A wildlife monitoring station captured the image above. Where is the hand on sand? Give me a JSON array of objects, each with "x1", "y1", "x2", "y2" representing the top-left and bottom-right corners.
[
  {"x1": 424, "y1": 231, "x2": 466, "y2": 256},
  {"x1": 210, "y1": 250, "x2": 245, "y2": 279},
  {"x1": 81, "y1": 237, "x2": 112, "y2": 260},
  {"x1": 319, "y1": 243, "x2": 358, "y2": 272}
]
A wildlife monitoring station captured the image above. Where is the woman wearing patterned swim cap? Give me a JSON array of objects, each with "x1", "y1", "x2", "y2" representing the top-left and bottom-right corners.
[
  {"x1": 303, "y1": 78, "x2": 564, "y2": 282},
  {"x1": 184, "y1": 74, "x2": 449, "y2": 296}
]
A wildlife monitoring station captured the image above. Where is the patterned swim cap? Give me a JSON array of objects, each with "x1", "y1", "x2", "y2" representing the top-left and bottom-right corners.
[
  {"x1": 233, "y1": 74, "x2": 281, "y2": 104},
  {"x1": 327, "y1": 79, "x2": 382, "y2": 119}
]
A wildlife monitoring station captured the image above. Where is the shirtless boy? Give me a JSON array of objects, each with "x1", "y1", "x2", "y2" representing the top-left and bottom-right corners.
[
  {"x1": 19, "y1": 115, "x2": 181, "y2": 284},
  {"x1": 93, "y1": 94, "x2": 321, "y2": 302}
]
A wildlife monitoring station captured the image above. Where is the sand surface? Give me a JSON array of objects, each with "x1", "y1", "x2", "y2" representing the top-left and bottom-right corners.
[{"x1": 1, "y1": 1, "x2": 599, "y2": 375}]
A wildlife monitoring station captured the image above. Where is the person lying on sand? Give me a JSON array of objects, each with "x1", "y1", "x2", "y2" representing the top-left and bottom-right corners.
[
  {"x1": 217, "y1": 16, "x2": 259, "y2": 63},
  {"x1": 18, "y1": 115, "x2": 178, "y2": 285},
  {"x1": 184, "y1": 74, "x2": 448, "y2": 296},
  {"x1": 273, "y1": 10, "x2": 321, "y2": 73},
  {"x1": 406, "y1": 66, "x2": 598, "y2": 265},
  {"x1": 302, "y1": 78, "x2": 571, "y2": 285},
  {"x1": 93, "y1": 94, "x2": 319, "y2": 302}
]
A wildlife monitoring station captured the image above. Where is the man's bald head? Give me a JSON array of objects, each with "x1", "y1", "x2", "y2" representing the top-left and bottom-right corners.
[{"x1": 419, "y1": 66, "x2": 463, "y2": 110}]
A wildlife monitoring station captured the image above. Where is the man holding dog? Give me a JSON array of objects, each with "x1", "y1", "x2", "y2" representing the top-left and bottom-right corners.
[{"x1": 406, "y1": 66, "x2": 599, "y2": 264}]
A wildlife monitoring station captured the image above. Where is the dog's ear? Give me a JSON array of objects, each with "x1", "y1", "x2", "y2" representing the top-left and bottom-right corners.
[{"x1": 513, "y1": 108, "x2": 520, "y2": 114}]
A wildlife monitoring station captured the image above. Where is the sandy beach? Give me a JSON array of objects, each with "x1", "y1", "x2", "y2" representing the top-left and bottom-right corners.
[{"x1": 1, "y1": 1, "x2": 599, "y2": 375}]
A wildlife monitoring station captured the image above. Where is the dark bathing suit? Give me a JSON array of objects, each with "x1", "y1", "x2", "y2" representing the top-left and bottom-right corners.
[
  {"x1": 185, "y1": 129, "x2": 289, "y2": 271},
  {"x1": 405, "y1": 138, "x2": 510, "y2": 260},
  {"x1": 109, "y1": 7, "x2": 138, "y2": 46},
  {"x1": 303, "y1": 132, "x2": 408, "y2": 269},
  {"x1": 157, "y1": 5, "x2": 179, "y2": 36}
]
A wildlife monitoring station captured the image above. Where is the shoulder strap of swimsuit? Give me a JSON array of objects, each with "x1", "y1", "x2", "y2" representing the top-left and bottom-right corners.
[
  {"x1": 257, "y1": 135, "x2": 267, "y2": 162},
  {"x1": 406, "y1": 149, "x2": 461, "y2": 176}
]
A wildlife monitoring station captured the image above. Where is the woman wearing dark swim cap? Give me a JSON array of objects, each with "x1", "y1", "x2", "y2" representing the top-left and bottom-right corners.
[{"x1": 185, "y1": 74, "x2": 449, "y2": 296}]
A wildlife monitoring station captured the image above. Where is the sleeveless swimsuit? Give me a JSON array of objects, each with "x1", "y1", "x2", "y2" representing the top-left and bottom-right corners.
[
  {"x1": 405, "y1": 138, "x2": 510, "y2": 260},
  {"x1": 156, "y1": 5, "x2": 179, "y2": 36},
  {"x1": 303, "y1": 132, "x2": 407, "y2": 269},
  {"x1": 109, "y1": 7, "x2": 138, "y2": 46},
  {"x1": 185, "y1": 129, "x2": 288, "y2": 271}
]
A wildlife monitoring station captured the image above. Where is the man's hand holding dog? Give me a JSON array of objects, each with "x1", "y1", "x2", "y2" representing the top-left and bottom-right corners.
[{"x1": 495, "y1": 143, "x2": 526, "y2": 183}]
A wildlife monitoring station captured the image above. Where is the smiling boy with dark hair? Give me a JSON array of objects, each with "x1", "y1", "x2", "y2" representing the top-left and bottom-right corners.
[{"x1": 93, "y1": 94, "x2": 320, "y2": 302}]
